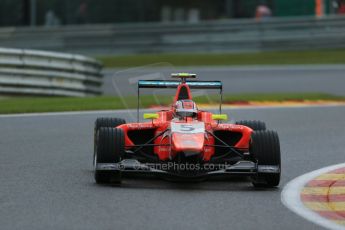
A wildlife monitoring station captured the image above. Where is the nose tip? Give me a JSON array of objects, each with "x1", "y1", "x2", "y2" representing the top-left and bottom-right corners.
[{"x1": 182, "y1": 150, "x2": 201, "y2": 157}]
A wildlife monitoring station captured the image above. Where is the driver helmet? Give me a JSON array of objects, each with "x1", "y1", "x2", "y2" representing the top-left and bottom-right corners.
[{"x1": 174, "y1": 99, "x2": 198, "y2": 118}]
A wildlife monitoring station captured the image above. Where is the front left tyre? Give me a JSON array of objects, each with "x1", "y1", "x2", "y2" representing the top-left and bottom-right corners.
[
  {"x1": 93, "y1": 118, "x2": 126, "y2": 166},
  {"x1": 94, "y1": 127, "x2": 124, "y2": 184},
  {"x1": 94, "y1": 117, "x2": 126, "y2": 131}
]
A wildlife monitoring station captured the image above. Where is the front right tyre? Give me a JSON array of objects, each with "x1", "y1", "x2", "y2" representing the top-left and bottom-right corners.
[
  {"x1": 235, "y1": 120, "x2": 266, "y2": 131},
  {"x1": 94, "y1": 127, "x2": 124, "y2": 184},
  {"x1": 250, "y1": 130, "x2": 281, "y2": 187}
]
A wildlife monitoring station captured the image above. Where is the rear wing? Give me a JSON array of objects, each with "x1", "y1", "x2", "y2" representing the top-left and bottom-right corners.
[
  {"x1": 136, "y1": 80, "x2": 223, "y2": 122},
  {"x1": 138, "y1": 80, "x2": 222, "y2": 89}
]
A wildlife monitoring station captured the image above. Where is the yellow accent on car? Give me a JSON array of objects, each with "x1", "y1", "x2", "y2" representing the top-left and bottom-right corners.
[
  {"x1": 143, "y1": 113, "x2": 159, "y2": 119},
  {"x1": 171, "y1": 73, "x2": 196, "y2": 78},
  {"x1": 212, "y1": 114, "x2": 228, "y2": 121}
]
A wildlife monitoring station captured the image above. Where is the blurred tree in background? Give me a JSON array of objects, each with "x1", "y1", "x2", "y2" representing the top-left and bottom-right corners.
[{"x1": 0, "y1": 0, "x2": 339, "y2": 27}]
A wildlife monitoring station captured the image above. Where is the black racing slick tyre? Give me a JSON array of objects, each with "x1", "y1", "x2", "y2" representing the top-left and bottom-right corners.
[
  {"x1": 94, "y1": 127, "x2": 124, "y2": 184},
  {"x1": 235, "y1": 120, "x2": 266, "y2": 131},
  {"x1": 250, "y1": 130, "x2": 281, "y2": 187},
  {"x1": 95, "y1": 117, "x2": 126, "y2": 131},
  {"x1": 93, "y1": 118, "x2": 126, "y2": 166}
]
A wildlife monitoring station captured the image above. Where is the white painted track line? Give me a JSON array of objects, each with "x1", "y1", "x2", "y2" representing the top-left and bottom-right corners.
[{"x1": 281, "y1": 163, "x2": 345, "y2": 230}]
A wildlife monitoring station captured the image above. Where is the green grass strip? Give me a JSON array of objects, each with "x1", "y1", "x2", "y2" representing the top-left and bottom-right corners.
[{"x1": 0, "y1": 93, "x2": 343, "y2": 114}]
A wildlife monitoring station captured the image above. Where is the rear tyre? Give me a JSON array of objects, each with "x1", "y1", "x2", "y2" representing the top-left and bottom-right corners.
[
  {"x1": 250, "y1": 130, "x2": 281, "y2": 187},
  {"x1": 94, "y1": 118, "x2": 126, "y2": 166},
  {"x1": 235, "y1": 120, "x2": 266, "y2": 131},
  {"x1": 94, "y1": 127, "x2": 124, "y2": 184}
]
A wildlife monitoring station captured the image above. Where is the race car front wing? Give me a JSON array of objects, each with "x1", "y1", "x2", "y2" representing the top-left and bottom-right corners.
[{"x1": 95, "y1": 159, "x2": 280, "y2": 178}]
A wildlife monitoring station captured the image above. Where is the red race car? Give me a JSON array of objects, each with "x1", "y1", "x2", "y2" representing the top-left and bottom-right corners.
[{"x1": 93, "y1": 73, "x2": 281, "y2": 187}]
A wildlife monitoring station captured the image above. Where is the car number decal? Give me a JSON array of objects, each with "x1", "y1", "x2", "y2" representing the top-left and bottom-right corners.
[{"x1": 171, "y1": 122, "x2": 205, "y2": 134}]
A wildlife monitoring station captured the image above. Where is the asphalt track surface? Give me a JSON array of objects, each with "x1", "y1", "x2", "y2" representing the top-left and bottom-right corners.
[
  {"x1": 103, "y1": 65, "x2": 345, "y2": 96},
  {"x1": 1, "y1": 106, "x2": 345, "y2": 230}
]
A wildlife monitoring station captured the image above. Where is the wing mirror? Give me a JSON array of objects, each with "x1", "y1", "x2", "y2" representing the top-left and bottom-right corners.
[
  {"x1": 143, "y1": 113, "x2": 159, "y2": 120},
  {"x1": 212, "y1": 114, "x2": 228, "y2": 121}
]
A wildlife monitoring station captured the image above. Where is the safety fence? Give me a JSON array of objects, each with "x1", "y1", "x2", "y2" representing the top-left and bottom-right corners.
[
  {"x1": 0, "y1": 48, "x2": 102, "y2": 96},
  {"x1": 0, "y1": 16, "x2": 345, "y2": 55}
]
